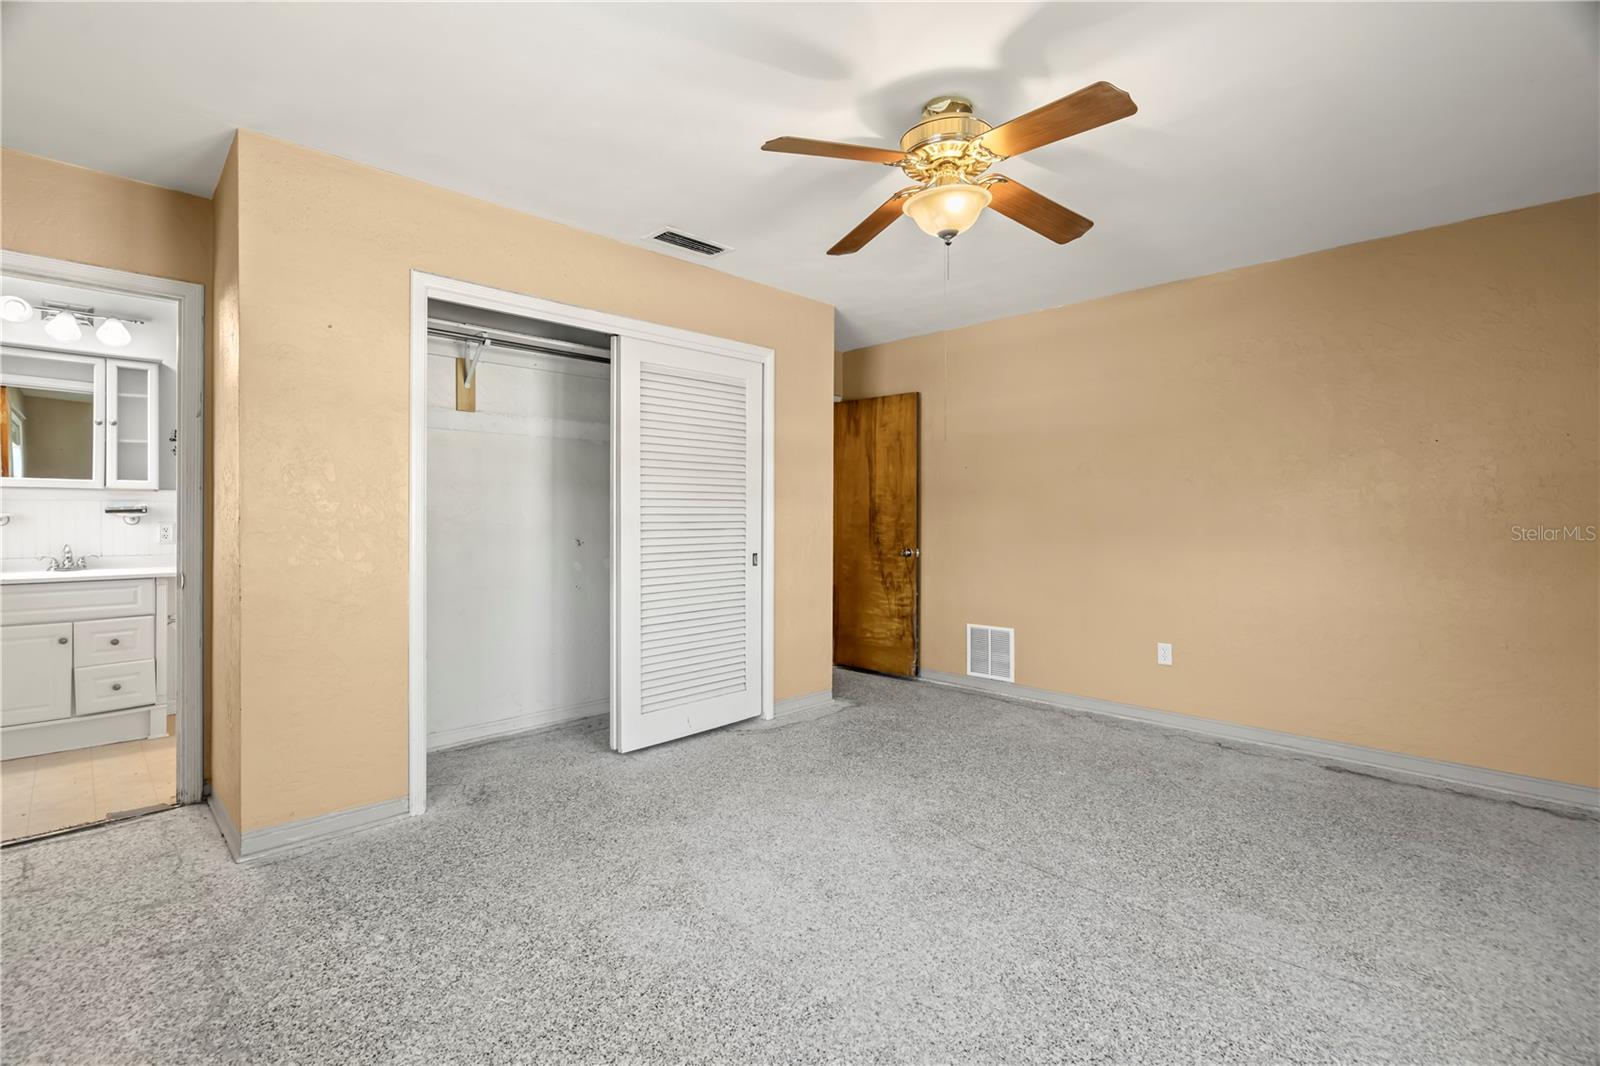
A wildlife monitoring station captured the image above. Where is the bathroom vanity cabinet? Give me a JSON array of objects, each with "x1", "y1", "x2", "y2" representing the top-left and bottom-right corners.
[{"x1": 0, "y1": 575, "x2": 172, "y2": 759}]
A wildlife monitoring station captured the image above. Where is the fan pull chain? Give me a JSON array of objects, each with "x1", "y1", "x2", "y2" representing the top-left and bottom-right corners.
[{"x1": 942, "y1": 240, "x2": 951, "y2": 441}]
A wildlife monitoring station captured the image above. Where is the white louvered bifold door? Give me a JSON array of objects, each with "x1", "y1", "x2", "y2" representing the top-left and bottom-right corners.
[{"x1": 615, "y1": 337, "x2": 763, "y2": 752}]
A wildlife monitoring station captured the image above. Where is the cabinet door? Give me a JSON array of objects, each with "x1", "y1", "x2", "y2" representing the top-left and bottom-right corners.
[
  {"x1": 1, "y1": 623, "x2": 74, "y2": 726},
  {"x1": 106, "y1": 359, "x2": 159, "y2": 490},
  {"x1": 0, "y1": 348, "x2": 105, "y2": 488}
]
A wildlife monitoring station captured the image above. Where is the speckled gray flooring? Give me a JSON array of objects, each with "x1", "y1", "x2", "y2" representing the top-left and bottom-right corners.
[{"x1": 3, "y1": 669, "x2": 1597, "y2": 1064}]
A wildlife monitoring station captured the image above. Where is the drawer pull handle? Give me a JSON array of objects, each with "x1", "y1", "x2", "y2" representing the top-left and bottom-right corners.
[
  {"x1": 57, "y1": 637, "x2": 68, "y2": 645},
  {"x1": 111, "y1": 683, "x2": 122, "y2": 691},
  {"x1": 110, "y1": 638, "x2": 121, "y2": 646}
]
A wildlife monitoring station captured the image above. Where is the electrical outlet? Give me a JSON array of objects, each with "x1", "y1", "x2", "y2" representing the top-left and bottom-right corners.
[
  {"x1": 1157, "y1": 642, "x2": 1173, "y2": 666},
  {"x1": 159, "y1": 524, "x2": 174, "y2": 545}
]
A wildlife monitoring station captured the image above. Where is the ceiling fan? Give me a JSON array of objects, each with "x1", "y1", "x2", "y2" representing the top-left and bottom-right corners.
[{"x1": 762, "y1": 82, "x2": 1136, "y2": 255}]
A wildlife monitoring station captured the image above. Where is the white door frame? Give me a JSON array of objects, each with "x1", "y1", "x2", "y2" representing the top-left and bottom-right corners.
[
  {"x1": 0, "y1": 249, "x2": 206, "y2": 804},
  {"x1": 408, "y1": 271, "x2": 775, "y2": 816}
]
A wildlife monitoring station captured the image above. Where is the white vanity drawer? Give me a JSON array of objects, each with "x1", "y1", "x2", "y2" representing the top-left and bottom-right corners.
[
  {"x1": 1, "y1": 579, "x2": 155, "y2": 626},
  {"x1": 73, "y1": 660, "x2": 156, "y2": 716},
  {"x1": 73, "y1": 616, "x2": 155, "y2": 668}
]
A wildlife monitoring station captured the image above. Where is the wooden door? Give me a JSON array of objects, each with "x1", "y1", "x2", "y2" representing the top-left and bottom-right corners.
[
  {"x1": 833, "y1": 393, "x2": 920, "y2": 676},
  {"x1": 614, "y1": 336, "x2": 764, "y2": 752}
]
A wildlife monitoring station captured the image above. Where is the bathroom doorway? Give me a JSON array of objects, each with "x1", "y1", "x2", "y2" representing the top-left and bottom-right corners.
[{"x1": 0, "y1": 252, "x2": 204, "y2": 843}]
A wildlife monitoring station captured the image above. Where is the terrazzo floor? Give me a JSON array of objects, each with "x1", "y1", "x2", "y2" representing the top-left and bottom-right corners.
[{"x1": 2, "y1": 669, "x2": 1597, "y2": 1064}]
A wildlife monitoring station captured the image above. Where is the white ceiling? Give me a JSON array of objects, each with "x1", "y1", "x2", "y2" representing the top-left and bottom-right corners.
[{"x1": 3, "y1": 3, "x2": 1596, "y2": 349}]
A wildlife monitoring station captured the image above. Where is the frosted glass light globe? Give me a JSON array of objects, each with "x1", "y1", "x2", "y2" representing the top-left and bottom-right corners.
[
  {"x1": 903, "y1": 181, "x2": 992, "y2": 243},
  {"x1": 44, "y1": 310, "x2": 83, "y2": 342},
  {"x1": 0, "y1": 295, "x2": 32, "y2": 323},
  {"x1": 96, "y1": 317, "x2": 132, "y2": 347}
]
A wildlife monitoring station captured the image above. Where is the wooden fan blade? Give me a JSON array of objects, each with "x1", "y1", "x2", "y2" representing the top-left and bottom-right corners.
[
  {"x1": 828, "y1": 190, "x2": 916, "y2": 255},
  {"x1": 976, "y1": 81, "x2": 1136, "y2": 158},
  {"x1": 986, "y1": 178, "x2": 1094, "y2": 244},
  {"x1": 762, "y1": 136, "x2": 905, "y2": 165}
]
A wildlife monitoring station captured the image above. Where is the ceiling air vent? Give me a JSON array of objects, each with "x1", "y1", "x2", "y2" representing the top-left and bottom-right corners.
[
  {"x1": 649, "y1": 229, "x2": 727, "y2": 257},
  {"x1": 967, "y1": 624, "x2": 1015, "y2": 683}
]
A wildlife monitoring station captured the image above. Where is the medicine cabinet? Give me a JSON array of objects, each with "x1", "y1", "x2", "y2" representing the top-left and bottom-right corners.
[{"x1": 0, "y1": 348, "x2": 160, "y2": 491}]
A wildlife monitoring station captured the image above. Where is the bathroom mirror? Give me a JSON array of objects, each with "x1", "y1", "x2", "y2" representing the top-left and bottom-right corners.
[
  {"x1": 0, "y1": 348, "x2": 105, "y2": 487},
  {"x1": 1, "y1": 385, "x2": 96, "y2": 480}
]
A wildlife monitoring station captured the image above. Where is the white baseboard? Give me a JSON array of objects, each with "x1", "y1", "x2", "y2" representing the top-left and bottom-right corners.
[
  {"x1": 736, "y1": 689, "x2": 847, "y2": 732},
  {"x1": 773, "y1": 689, "x2": 840, "y2": 718},
  {"x1": 1, "y1": 706, "x2": 153, "y2": 761},
  {"x1": 427, "y1": 699, "x2": 606, "y2": 753},
  {"x1": 207, "y1": 791, "x2": 409, "y2": 864},
  {"x1": 206, "y1": 792, "x2": 241, "y2": 859},
  {"x1": 921, "y1": 671, "x2": 1600, "y2": 815}
]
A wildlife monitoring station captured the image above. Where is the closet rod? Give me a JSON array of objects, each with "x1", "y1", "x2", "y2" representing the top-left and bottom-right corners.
[{"x1": 427, "y1": 318, "x2": 612, "y2": 363}]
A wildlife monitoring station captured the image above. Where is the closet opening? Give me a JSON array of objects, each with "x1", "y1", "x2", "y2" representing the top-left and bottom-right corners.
[
  {"x1": 409, "y1": 272, "x2": 776, "y2": 815},
  {"x1": 424, "y1": 300, "x2": 613, "y2": 754}
]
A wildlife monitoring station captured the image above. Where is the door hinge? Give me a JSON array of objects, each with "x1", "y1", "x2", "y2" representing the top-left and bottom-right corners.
[{"x1": 751, "y1": 552, "x2": 759, "y2": 566}]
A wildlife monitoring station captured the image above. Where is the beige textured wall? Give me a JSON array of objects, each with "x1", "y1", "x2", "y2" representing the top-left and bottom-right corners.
[
  {"x1": 227, "y1": 132, "x2": 834, "y2": 830},
  {"x1": 1, "y1": 148, "x2": 212, "y2": 286},
  {"x1": 209, "y1": 143, "x2": 242, "y2": 820},
  {"x1": 845, "y1": 195, "x2": 1599, "y2": 787}
]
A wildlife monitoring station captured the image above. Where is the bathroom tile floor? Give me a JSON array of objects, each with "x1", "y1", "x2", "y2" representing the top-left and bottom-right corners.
[{"x1": 0, "y1": 715, "x2": 175, "y2": 842}]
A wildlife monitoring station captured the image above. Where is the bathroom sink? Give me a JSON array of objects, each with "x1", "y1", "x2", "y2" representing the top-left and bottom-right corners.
[{"x1": 0, "y1": 560, "x2": 178, "y2": 585}]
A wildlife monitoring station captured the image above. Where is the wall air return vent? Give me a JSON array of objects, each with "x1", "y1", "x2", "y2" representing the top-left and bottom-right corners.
[
  {"x1": 649, "y1": 229, "x2": 727, "y2": 257},
  {"x1": 966, "y1": 624, "x2": 1015, "y2": 683}
]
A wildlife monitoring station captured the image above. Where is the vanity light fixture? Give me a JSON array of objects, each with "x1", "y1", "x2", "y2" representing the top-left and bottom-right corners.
[
  {"x1": 43, "y1": 309, "x2": 83, "y2": 341},
  {"x1": 35, "y1": 301, "x2": 146, "y2": 347},
  {"x1": 0, "y1": 295, "x2": 32, "y2": 323},
  {"x1": 95, "y1": 318, "x2": 132, "y2": 347}
]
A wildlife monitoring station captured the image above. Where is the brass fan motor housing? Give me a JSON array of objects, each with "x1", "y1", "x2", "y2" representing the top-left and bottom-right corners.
[{"x1": 899, "y1": 95, "x2": 999, "y2": 185}]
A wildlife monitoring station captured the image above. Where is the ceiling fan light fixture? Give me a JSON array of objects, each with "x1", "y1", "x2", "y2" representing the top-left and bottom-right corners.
[
  {"x1": 903, "y1": 181, "x2": 992, "y2": 243},
  {"x1": 765, "y1": 80, "x2": 1135, "y2": 255}
]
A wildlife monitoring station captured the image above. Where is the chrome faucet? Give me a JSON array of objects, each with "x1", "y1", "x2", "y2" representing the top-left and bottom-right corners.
[{"x1": 38, "y1": 544, "x2": 92, "y2": 571}]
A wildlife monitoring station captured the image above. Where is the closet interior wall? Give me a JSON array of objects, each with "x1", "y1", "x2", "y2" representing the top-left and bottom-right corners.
[{"x1": 425, "y1": 302, "x2": 612, "y2": 750}]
